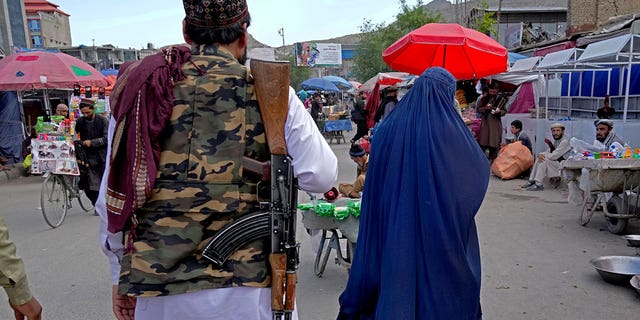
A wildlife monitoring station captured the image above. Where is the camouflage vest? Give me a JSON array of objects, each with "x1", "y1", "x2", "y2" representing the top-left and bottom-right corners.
[{"x1": 118, "y1": 44, "x2": 270, "y2": 297}]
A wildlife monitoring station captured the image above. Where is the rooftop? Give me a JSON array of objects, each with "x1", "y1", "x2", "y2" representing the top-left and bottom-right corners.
[{"x1": 24, "y1": 0, "x2": 69, "y2": 16}]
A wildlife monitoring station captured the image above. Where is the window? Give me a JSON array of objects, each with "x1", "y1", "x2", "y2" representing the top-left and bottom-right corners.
[
  {"x1": 32, "y1": 35, "x2": 43, "y2": 48},
  {"x1": 28, "y1": 19, "x2": 41, "y2": 32}
]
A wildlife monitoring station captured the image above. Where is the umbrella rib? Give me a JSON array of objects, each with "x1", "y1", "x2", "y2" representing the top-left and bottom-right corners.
[{"x1": 460, "y1": 45, "x2": 476, "y2": 79}]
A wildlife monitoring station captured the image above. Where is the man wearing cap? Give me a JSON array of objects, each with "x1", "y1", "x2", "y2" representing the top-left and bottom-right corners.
[
  {"x1": 522, "y1": 123, "x2": 572, "y2": 191},
  {"x1": 339, "y1": 144, "x2": 369, "y2": 198},
  {"x1": 74, "y1": 98, "x2": 107, "y2": 205},
  {"x1": 103, "y1": 1, "x2": 337, "y2": 319},
  {"x1": 565, "y1": 119, "x2": 625, "y2": 205},
  {"x1": 595, "y1": 119, "x2": 624, "y2": 148}
]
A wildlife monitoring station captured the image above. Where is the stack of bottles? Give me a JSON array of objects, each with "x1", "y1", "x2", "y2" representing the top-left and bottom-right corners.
[{"x1": 297, "y1": 200, "x2": 361, "y2": 220}]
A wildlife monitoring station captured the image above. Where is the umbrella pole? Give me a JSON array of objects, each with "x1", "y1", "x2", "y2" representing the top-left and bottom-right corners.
[{"x1": 43, "y1": 89, "x2": 52, "y2": 116}]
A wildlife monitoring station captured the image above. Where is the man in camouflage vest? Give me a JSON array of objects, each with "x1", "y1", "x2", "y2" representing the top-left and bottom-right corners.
[{"x1": 102, "y1": 1, "x2": 338, "y2": 319}]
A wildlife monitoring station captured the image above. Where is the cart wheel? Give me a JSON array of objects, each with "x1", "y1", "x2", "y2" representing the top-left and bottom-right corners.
[
  {"x1": 314, "y1": 230, "x2": 333, "y2": 277},
  {"x1": 606, "y1": 195, "x2": 629, "y2": 234},
  {"x1": 578, "y1": 192, "x2": 596, "y2": 226},
  {"x1": 41, "y1": 174, "x2": 69, "y2": 228}
]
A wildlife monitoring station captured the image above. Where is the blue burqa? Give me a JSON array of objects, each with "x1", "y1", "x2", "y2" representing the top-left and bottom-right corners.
[{"x1": 337, "y1": 67, "x2": 489, "y2": 320}]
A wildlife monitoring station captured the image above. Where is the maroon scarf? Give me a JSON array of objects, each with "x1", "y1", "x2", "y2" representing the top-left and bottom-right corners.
[{"x1": 106, "y1": 46, "x2": 192, "y2": 233}]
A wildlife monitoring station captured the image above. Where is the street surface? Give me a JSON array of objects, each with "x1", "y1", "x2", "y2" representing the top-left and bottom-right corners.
[{"x1": 1, "y1": 137, "x2": 640, "y2": 319}]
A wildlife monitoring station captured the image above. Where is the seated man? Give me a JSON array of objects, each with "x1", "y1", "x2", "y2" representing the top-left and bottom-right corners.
[
  {"x1": 339, "y1": 144, "x2": 368, "y2": 198},
  {"x1": 594, "y1": 119, "x2": 624, "y2": 148},
  {"x1": 503, "y1": 120, "x2": 532, "y2": 153},
  {"x1": 522, "y1": 123, "x2": 572, "y2": 191},
  {"x1": 565, "y1": 119, "x2": 625, "y2": 205}
]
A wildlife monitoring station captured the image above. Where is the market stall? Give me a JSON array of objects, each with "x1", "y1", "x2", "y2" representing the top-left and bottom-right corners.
[{"x1": 323, "y1": 118, "x2": 352, "y2": 144}]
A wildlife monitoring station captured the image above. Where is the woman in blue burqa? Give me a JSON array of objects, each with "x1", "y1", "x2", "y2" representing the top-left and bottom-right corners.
[{"x1": 337, "y1": 67, "x2": 489, "y2": 320}]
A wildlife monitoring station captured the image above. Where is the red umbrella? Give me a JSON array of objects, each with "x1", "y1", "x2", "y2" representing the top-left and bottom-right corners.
[
  {"x1": 0, "y1": 51, "x2": 107, "y2": 91},
  {"x1": 383, "y1": 23, "x2": 508, "y2": 80}
]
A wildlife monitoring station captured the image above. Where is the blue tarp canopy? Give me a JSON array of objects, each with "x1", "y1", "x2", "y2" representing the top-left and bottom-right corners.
[{"x1": 0, "y1": 91, "x2": 25, "y2": 164}]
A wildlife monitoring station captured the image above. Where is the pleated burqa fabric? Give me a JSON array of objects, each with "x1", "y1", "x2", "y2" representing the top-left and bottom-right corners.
[{"x1": 337, "y1": 67, "x2": 489, "y2": 320}]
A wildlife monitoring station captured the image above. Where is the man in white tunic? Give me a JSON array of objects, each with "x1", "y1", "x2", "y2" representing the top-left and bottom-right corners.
[{"x1": 522, "y1": 123, "x2": 572, "y2": 191}]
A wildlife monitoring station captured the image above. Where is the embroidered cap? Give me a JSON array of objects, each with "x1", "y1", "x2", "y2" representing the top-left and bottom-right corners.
[
  {"x1": 550, "y1": 122, "x2": 564, "y2": 129},
  {"x1": 79, "y1": 98, "x2": 95, "y2": 107},
  {"x1": 183, "y1": 0, "x2": 249, "y2": 28},
  {"x1": 594, "y1": 119, "x2": 614, "y2": 128}
]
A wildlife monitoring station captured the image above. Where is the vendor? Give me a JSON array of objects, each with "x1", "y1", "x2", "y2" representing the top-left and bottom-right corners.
[
  {"x1": 55, "y1": 103, "x2": 69, "y2": 118},
  {"x1": 338, "y1": 144, "x2": 368, "y2": 198},
  {"x1": 595, "y1": 119, "x2": 624, "y2": 149}
]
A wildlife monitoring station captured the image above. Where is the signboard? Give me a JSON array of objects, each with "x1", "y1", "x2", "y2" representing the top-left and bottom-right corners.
[
  {"x1": 30, "y1": 140, "x2": 79, "y2": 175},
  {"x1": 295, "y1": 42, "x2": 342, "y2": 67}
]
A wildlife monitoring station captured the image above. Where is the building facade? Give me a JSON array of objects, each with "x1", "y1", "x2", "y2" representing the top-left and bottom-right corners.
[
  {"x1": 568, "y1": 0, "x2": 639, "y2": 36},
  {"x1": 0, "y1": 0, "x2": 29, "y2": 56},
  {"x1": 424, "y1": 0, "x2": 568, "y2": 49},
  {"x1": 24, "y1": 0, "x2": 71, "y2": 49},
  {"x1": 59, "y1": 45, "x2": 139, "y2": 70}
]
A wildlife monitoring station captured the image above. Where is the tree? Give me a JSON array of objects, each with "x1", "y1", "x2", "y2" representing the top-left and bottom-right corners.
[
  {"x1": 352, "y1": 0, "x2": 440, "y2": 82},
  {"x1": 467, "y1": 0, "x2": 497, "y2": 36}
]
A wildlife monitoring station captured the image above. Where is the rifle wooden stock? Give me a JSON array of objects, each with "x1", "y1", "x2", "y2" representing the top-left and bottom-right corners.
[
  {"x1": 250, "y1": 59, "x2": 290, "y2": 155},
  {"x1": 284, "y1": 272, "x2": 297, "y2": 311},
  {"x1": 269, "y1": 253, "x2": 287, "y2": 311}
]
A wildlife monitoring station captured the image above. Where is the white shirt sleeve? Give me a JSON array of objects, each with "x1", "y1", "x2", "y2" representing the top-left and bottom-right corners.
[
  {"x1": 96, "y1": 117, "x2": 124, "y2": 285},
  {"x1": 284, "y1": 87, "x2": 338, "y2": 193}
]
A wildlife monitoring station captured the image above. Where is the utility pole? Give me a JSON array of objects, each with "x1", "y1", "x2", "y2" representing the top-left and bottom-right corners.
[
  {"x1": 496, "y1": 0, "x2": 503, "y2": 40},
  {"x1": 277, "y1": 27, "x2": 285, "y2": 47}
]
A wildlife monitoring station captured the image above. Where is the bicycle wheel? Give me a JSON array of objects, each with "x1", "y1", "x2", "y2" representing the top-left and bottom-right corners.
[
  {"x1": 578, "y1": 192, "x2": 597, "y2": 226},
  {"x1": 77, "y1": 190, "x2": 95, "y2": 212},
  {"x1": 41, "y1": 175, "x2": 69, "y2": 228}
]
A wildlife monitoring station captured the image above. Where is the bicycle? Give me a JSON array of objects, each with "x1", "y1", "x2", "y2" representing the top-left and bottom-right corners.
[{"x1": 40, "y1": 173, "x2": 94, "y2": 228}]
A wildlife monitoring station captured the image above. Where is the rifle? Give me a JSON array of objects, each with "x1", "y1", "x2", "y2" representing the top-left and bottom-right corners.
[{"x1": 201, "y1": 59, "x2": 298, "y2": 320}]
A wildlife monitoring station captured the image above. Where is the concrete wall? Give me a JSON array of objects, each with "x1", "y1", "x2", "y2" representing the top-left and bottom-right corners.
[{"x1": 568, "y1": 0, "x2": 639, "y2": 35}]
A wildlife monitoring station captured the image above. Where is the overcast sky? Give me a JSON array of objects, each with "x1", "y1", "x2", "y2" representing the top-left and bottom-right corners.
[{"x1": 50, "y1": 0, "x2": 422, "y2": 48}]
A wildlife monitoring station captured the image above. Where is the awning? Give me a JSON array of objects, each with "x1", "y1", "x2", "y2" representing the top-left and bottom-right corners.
[
  {"x1": 536, "y1": 48, "x2": 583, "y2": 69},
  {"x1": 533, "y1": 41, "x2": 576, "y2": 57},
  {"x1": 576, "y1": 34, "x2": 640, "y2": 64},
  {"x1": 509, "y1": 56, "x2": 541, "y2": 72}
]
